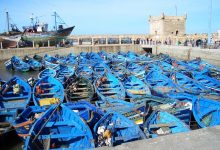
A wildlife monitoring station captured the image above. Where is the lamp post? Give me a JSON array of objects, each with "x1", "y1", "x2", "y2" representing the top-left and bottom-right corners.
[
  {"x1": 175, "y1": 5, "x2": 177, "y2": 16},
  {"x1": 208, "y1": 0, "x2": 212, "y2": 44}
]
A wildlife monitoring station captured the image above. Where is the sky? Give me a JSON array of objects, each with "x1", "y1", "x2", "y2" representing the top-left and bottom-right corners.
[{"x1": 0, "y1": 0, "x2": 220, "y2": 35}]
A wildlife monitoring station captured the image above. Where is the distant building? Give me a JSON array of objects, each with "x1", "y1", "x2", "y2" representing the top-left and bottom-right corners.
[
  {"x1": 218, "y1": 30, "x2": 220, "y2": 40},
  {"x1": 149, "y1": 13, "x2": 187, "y2": 36}
]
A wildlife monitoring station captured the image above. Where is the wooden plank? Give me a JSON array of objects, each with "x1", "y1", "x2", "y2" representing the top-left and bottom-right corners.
[
  {"x1": 127, "y1": 89, "x2": 147, "y2": 95},
  {"x1": 149, "y1": 123, "x2": 176, "y2": 129}
]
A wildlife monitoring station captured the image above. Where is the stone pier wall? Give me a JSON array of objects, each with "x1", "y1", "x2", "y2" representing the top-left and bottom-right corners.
[
  {"x1": 0, "y1": 44, "x2": 142, "y2": 60},
  {"x1": 0, "y1": 44, "x2": 219, "y2": 67},
  {"x1": 151, "y1": 45, "x2": 220, "y2": 67}
]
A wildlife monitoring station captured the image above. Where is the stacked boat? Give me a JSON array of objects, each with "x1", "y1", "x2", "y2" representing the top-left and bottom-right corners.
[{"x1": 1, "y1": 51, "x2": 220, "y2": 149}]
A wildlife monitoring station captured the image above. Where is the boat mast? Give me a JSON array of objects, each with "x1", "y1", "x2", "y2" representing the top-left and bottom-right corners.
[
  {"x1": 6, "y1": 12, "x2": 10, "y2": 33},
  {"x1": 54, "y1": 11, "x2": 57, "y2": 31}
]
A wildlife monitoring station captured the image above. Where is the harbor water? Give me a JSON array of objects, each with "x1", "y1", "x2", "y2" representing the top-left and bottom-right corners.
[{"x1": 0, "y1": 61, "x2": 39, "y2": 81}]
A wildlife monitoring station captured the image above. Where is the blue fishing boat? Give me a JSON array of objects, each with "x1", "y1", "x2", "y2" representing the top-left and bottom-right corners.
[
  {"x1": 4, "y1": 59, "x2": 13, "y2": 70},
  {"x1": 188, "y1": 58, "x2": 220, "y2": 73},
  {"x1": 170, "y1": 72, "x2": 210, "y2": 95},
  {"x1": 66, "y1": 76, "x2": 94, "y2": 102},
  {"x1": 38, "y1": 68, "x2": 57, "y2": 79},
  {"x1": 0, "y1": 76, "x2": 31, "y2": 134},
  {"x1": 0, "y1": 76, "x2": 31, "y2": 109},
  {"x1": 64, "y1": 53, "x2": 77, "y2": 66},
  {"x1": 172, "y1": 59, "x2": 209, "y2": 75},
  {"x1": 13, "y1": 106, "x2": 47, "y2": 139},
  {"x1": 10, "y1": 56, "x2": 30, "y2": 72},
  {"x1": 55, "y1": 65, "x2": 75, "y2": 84},
  {"x1": 44, "y1": 54, "x2": 59, "y2": 64},
  {"x1": 126, "y1": 51, "x2": 139, "y2": 61},
  {"x1": 93, "y1": 62, "x2": 110, "y2": 77},
  {"x1": 43, "y1": 54, "x2": 60, "y2": 68},
  {"x1": 192, "y1": 72, "x2": 220, "y2": 93},
  {"x1": 143, "y1": 111, "x2": 190, "y2": 138},
  {"x1": 33, "y1": 54, "x2": 43, "y2": 62},
  {"x1": 192, "y1": 97, "x2": 220, "y2": 128},
  {"x1": 111, "y1": 54, "x2": 127, "y2": 62},
  {"x1": 122, "y1": 75, "x2": 151, "y2": 101},
  {"x1": 0, "y1": 108, "x2": 24, "y2": 134},
  {"x1": 127, "y1": 62, "x2": 145, "y2": 80},
  {"x1": 33, "y1": 76, "x2": 64, "y2": 106},
  {"x1": 94, "y1": 72, "x2": 125, "y2": 100},
  {"x1": 65, "y1": 100, "x2": 104, "y2": 127},
  {"x1": 156, "y1": 61, "x2": 175, "y2": 74},
  {"x1": 145, "y1": 71, "x2": 182, "y2": 97},
  {"x1": 0, "y1": 79, "x2": 6, "y2": 91},
  {"x1": 94, "y1": 112, "x2": 146, "y2": 147},
  {"x1": 96, "y1": 99, "x2": 149, "y2": 125},
  {"x1": 134, "y1": 95, "x2": 192, "y2": 125},
  {"x1": 110, "y1": 64, "x2": 127, "y2": 80},
  {"x1": 144, "y1": 63, "x2": 163, "y2": 75},
  {"x1": 87, "y1": 52, "x2": 104, "y2": 62},
  {"x1": 43, "y1": 60, "x2": 59, "y2": 69},
  {"x1": 98, "y1": 50, "x2": 109, "y2": 62},
  {"x1": 23, "y1": 56, "x2": 42, "y2": 71},
  {"x1": 96, "y1": 99, "x2": 135, "y2": 113},
  {"x1": 24, "y1": 104, "x2": 95, "y2": 150},
  {"x1": 118, "y1": 51, "x2": 127, "y2": 56},
  {"x1": 167, "y1": 92, "x2": 195, "y2": 102},
  {"x1": 79, "y1": 52, "x2": 88, "y2": 58},
  {"x1": 75, "y1": 65, "x2": 94, "y2": 81},
  {"x1": 122, "y1": 103, "x2": 150, "y2": 125}
]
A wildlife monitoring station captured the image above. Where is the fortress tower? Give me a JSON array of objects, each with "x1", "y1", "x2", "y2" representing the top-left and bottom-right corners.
[{"x1": 149, "y1": 13, "x2": 187, "y2": 36}]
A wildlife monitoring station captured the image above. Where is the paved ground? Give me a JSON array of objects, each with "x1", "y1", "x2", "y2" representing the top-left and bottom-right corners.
[{"x1": 97, "y1": 125, "x2": 220, "y2": 150}]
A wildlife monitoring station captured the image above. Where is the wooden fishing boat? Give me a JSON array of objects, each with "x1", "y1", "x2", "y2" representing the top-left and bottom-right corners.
[
  {"x1": 96, "y1": 99, "x2": 150, "y2": 125},
  {"x1": 170, "y1": 72, "x2": 210, "y2": 95},
  {"x1": 133, "y1": 95, "x2": 192, "y2": 125},
  {"x1": 24, "y1": 104, "x2": 95, "y2": 150},
  {"x1": 12, "y1": 106, "x2": 47, "y2": 139},
  {"x1": 192, "y1": 97, "x2": 220, "y2": 128},
  {"x1": 66, "y1": 76, "x2": 94, "y2": 102},
  {"x1": 33, "y1": 76, "x2": 64, "y2": 106},
  {"x1": 143, "y1": 111, "x2": 190, "y2": 138},
  {"x1": 126, "y1": 51, "x2": 139, "y2": 61},
  {"x1": 110, "y1": 64, "x2": 127, "y2": 80},
  {"x1": 127, "y1": 62, "x2": 145, "y2": 80},
  {"x1": 23, "y1": 56, "x2": 42, "y2": 71},
  {"x1": 0, "y1": 79, "x2": 6, "y2": 91},
  {"x1": 55, "y1": 65, "x2": 75, "y2": 84},
  {"x1": 10, "y1": 56, "x2": 30, "y2": 72},
  {"x1": 145, "y1": 71, "x2": 182, "y2": 97},
  {"x1": 167, "y1": 92, "x2": 195, "y2": 102},
  {"x1": 95, "y1": 99, "x2": 135, "y2": 113},
  {"x1": 38, "y1": 68, "x2": 57, "y2": 79},
  {"x1": 94, "y1": 72, "x2": 125, "y2": 100},
  {"x1": 75, "y1": 65, "x2": 94, "y2": 81},
  {"x1": 0, "y1": 76, "x2": 32, "y2": 109},
  {"x1": 0, "y1": 108, "x2": 24, "y2": 135},
  {"x1": 0, "y1": 76, "x2": 31, "y2": 134},
  {"x1": 93, "y1": 62, "x2": 110, "y2": 78},
  {"x1": 64, "y1": 53, "x2": 77, "y2": 67},
  {"x1": 65, "y1": 100, "x2": 104, "y2": 127},
  {"x1": 122, "y1": 75, "x2": 151, "y2": 101},
  {"x1": 118, "y1": 51, "x2": 127, "y2": 56},
  {"x1": 98, "y1": 50, "x2": 109, "y2": 62},
  {"x1": 93, "y1": 112, "x2": 146, "y2": 147},
  {"x1": 33, "y1": 54, "x2": 43, "y2": 62},
  {"x1": 188, "y1": 58, "x2": 220, "y2": 74},
  {"x1": 43, "y1": 54, "x2": 60, "y2": 68},
  {"x1": 192, "y1": 72, "x2": 220, "y2": 93},
  {"x1": 110, "y1": 54, "x2": 127, "y2": 63},
  {"x1": 87, "y1": 52, "x2": 104, "y2": 62}
]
